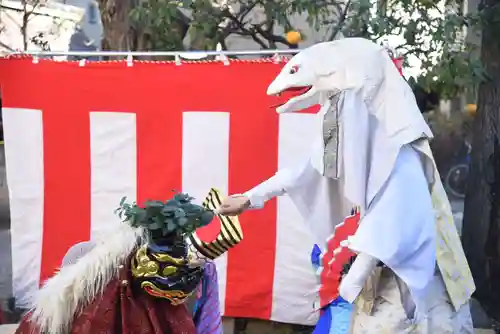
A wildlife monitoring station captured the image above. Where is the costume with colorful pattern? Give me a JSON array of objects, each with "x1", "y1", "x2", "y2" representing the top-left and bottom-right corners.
[{"x1": 15, "y1": 189, "x2": 240, "y2": 334}]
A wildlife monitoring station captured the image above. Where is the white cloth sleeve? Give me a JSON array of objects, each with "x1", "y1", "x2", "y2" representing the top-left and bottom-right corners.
[
  {"x1": 338, "y1": 252, "x2": 379, "y2": 303},
  {"x1": 244, "y1": 158, "x2": 315, "y2": 209},
  {"x1": 346, "y1": 145, "x2": 436, "y2": 306}
]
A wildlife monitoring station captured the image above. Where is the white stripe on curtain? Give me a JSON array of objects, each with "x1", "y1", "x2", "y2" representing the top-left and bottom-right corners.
[
  {"x1": 3, "y1": 108, "x2": 45, "y2": 308},
  {"x1": 273, "y1": 113, "x2": 319, "y2": 325},
  {"x1": 90, "y1": 112, "x2": 137, "y2": 239},
  {"x1": 182, "y1": 111, "x2": 230, "y2": 315}
]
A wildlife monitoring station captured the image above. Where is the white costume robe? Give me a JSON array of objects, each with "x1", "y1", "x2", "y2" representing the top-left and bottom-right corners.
[
  {"x1": 242, "y1": 95, "x2": 473, "y2": 333},
  {"x1": 245, "y1": 143, "x2": 473, "y2": 332},
  {"x1": 235, "y1": 38, "x2": 474, "y2": 333}
]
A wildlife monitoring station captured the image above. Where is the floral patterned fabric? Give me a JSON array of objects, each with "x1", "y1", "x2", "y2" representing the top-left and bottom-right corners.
[
  {"x1": 413, "y1": 140, "x2": 475, "y2": 311},
  {"x1": 430, "y1": 175, "x2": 476, "y2": 309}
]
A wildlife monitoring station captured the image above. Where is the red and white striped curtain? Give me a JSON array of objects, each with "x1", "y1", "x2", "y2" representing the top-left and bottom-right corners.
[
  {"x1": 0, "y1": 57, "x2": 320, "y2": 325},
  {"x1": 0, "y1": 54, "x2": 404, "y2": 325}
]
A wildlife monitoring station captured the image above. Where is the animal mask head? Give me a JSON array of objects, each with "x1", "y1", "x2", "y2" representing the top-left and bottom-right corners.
[
  {"x1": 267, "y1": 50, "x2": 320, "y2": 113},
  {"x1": 268, "y1": 38, "x2": 401, "y2": 114},
  {"x1": 267, "y1": 38, "x2": 433, "y2": 214}
]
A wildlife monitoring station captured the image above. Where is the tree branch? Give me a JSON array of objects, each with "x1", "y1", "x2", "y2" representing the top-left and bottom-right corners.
[
  {"x1": 218, "y1": 0, "x2": 302, "y2": 49},
  {"x1": 19, "y1": 0, "x2": 43, "y2": 50},
  {"x1": 328, "y1": 0, "x2": 351, "y2": 40},
  {"x1": 252, "y1": 22, "x2": 294, "y2": 48},
  {"x1": 401, "y1": 46, "x2": 426, "y2": 57},
  {"x1": 0, "y1": 40, "x2": 15, "y2": 52},
  {"x1": 236, "y1": 1, "x2": 259, "y2": 22},
  {"x1": 222, "y1": 10, "x2": 269, "y2": 48},
  {"x1": 23, "y1": 0, "x2": 42, "y2": 18}
]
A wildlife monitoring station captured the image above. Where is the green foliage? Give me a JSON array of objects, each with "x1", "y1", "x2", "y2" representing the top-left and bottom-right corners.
[
  {"x1": 328, "y1": 0, "x2": 495, "y2": 99},
  {"x1": 129, "y1": 0, "x2": 190, "y2": 51},
  {"x1": 329, "y1": 0, "x2": 481, "y2": 98},
  {"x1": 129, "y1": 0, "x2": 343, "y2": 51},
  {"x1": 126, "y1": 0, "x2": 496, "y2": 98},
  {"x1": 419, "y1": 47, "x2": 485, "y2": 99},
  {"x1": 115, "y1": 193, "x2": 215, "y2": 238}
]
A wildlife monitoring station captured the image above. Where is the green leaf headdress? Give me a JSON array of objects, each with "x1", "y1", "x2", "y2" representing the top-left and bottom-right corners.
[{"x1": 115, "y1": 192, "x2": 215, "y2": 240}]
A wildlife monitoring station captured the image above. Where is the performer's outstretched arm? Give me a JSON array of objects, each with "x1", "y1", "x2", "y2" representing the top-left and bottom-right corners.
[
  {"x1": 245, "y1": 158, "x2": 314, "y2": 209},
  {"x1": 218, "y1": 157, "x2": 315, "y2": 215}
]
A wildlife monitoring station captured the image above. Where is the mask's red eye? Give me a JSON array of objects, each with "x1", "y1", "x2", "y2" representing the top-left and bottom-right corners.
[{"x1": 290, "y1": 65, "x2": 299, "y2": 74}]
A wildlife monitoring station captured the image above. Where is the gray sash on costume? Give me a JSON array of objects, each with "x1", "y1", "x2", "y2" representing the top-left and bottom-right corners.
[{"x1": 322, "y1": 92, "x2": 342, "y2": 179}]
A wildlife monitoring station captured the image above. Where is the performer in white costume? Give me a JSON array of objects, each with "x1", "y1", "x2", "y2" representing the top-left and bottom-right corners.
[{"x1": 218, "y1": 38, "x2": 475, "y2": 333}]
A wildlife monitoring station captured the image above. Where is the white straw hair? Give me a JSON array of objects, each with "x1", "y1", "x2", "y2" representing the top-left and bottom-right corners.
[{"x1": 30, "y1": 223, "x2": 146, "y2": 333}]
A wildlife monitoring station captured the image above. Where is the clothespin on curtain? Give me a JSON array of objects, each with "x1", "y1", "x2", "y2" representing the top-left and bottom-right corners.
[
  {"x1": 215, "y1": 43, "x2": 229, "y2": 65},
  {"x1": 272, "y1": 53, "x2": 282, "y2": 64}
]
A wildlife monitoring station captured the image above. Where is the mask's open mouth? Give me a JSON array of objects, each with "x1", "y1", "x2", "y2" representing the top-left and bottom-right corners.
[{"x1": 271, "y1": 86, "x2": 313, "y2": 108}]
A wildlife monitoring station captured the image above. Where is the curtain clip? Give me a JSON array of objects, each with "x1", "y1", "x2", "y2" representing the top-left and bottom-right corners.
[{"x1": 215, "y1": 43, "x2": 229, "y2": 65}]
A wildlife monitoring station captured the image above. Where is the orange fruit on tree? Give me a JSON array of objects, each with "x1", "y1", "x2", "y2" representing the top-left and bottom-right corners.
[
  {"x1": 465, "y1": 104, "x2": 477, "y2": 117},
  {"x1": 286, "y1": 31, "x2": 302, "y2": 45}
]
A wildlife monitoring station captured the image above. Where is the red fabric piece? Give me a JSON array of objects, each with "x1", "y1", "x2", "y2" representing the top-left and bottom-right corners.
[
  {"x1": 0, "y1": 58, "x2": 288, "y2": 320},
  {"x1": 318, "y1": 211, "x2": 360, "y2": 308},
  {"x1": 392, "y1": 57, "x2": 404, "y2": 75},
  {"x1": 15, "y1": 264, "x2": 196, "y2": 334}
]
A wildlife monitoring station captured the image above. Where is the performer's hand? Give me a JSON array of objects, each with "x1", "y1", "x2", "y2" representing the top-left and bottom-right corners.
[{"x1": 217, "y1": 195, "x2": 251, "y2": 216}]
